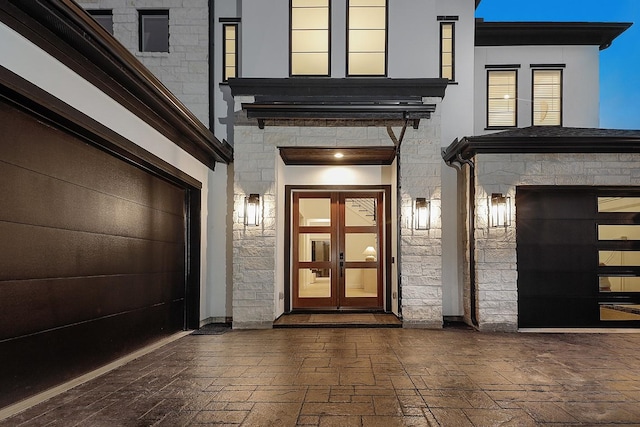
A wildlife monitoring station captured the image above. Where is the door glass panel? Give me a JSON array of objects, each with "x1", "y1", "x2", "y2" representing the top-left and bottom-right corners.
[
  {"x1": 599, "y1": 276, "x2": 640, "y2": 292},
  {"x1": 299, "y1": 198, "x2": 331, "y2": 226},
  {"x1": 598, "y1": 225, "x2": 640, "y2": 240},
  {"x1": 298, "y1": 233, "x2": 331, "y2": 262},
  {"x1": 345, "y1": 268, "x2": 377, "y2": 298},
  {"x1": 600, "y1": 304, "x2": 640, "y2": 321},
  {"x1": 599, "y1": 251, "x2": 640, "y2": 267},
  {"x1": 298, "y1": 269, "x2": 331, "y2": 298},
  {"x1": 598, "y1": 197, "x2": 640, "y2": 213},
  {"x1": 345, "y1": 197, "x2": 376, "y2": 226},
  {"x1": 345, "y1": 233, "x2": 377, "y2": 262}
]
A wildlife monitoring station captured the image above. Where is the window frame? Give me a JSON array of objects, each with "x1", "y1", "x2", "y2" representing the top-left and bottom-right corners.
[
  {"x1": 86, "y1": 9, "x2": 114, "y2": 35},
  {"x1": 289, "y1": 0, "x2": 331, "y2": 77},
  {"x1": 531, "y1": 68, "x2": 563, "y2": 127},
  {"x1": 486, "y1": 69, "x2": 518, "y2": 129},
  {"x1": 346, "y1": 0, "x2": 388, "y2": 77},
  {"x1": 223, "y1": 24, "x2": 238, "y2": 82},
  {"x1": 439, "y1": 21, "x2": 455, "y2": 82},
  {"x1": 138, "y1": 9, "x2": 169, "y2": 53}
]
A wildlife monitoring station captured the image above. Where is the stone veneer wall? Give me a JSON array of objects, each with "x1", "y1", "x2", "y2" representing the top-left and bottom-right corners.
[
  {"x1": 232, "y1": 108, "x2": 443, "y2": 329},
  {"x1": 473, "y1": 152, "x2": 640, "y2": 332},
  {"x1": 78, "y1": 0, "x2": 210, "y2": 126}
]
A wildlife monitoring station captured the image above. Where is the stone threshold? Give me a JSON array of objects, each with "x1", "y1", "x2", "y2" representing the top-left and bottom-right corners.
[{"x1": 273, "y1": 313, "x2": 402, "y2": 328}]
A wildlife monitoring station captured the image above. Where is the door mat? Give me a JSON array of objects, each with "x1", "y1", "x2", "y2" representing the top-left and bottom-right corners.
[{"x1": 190, "y1": 323, "x2": 231, "y2": 335}]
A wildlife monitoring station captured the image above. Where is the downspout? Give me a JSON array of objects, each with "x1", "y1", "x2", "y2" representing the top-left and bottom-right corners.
[
  {"x1": 445, "y1": 152, "x2": 478, "y2": 328},
  {"x1": 387, "y1": 121, "x2": 409, "y2": 318}
]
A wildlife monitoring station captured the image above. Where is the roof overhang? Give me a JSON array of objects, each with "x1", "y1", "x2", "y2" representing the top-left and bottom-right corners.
[
  {"x1": 228, "y1": 78, "x2": 447, "y2": 128},
  {"x1": 279, "y1": 147, "x2": 397, "y2": 166},
  {"x1": 443, "y1": 127, "x2": 640, "y2": 165},
  {"x1": 0, "y1": 0, "x2": 232, "y2": 167},
  {"x1": 476, "y1": 21, "x2": 632, "y2": 50}
]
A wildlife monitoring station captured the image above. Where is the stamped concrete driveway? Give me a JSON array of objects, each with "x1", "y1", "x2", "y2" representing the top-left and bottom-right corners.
[{"x1": 3, "y1": 328, "x2": 640, "y2": 426}]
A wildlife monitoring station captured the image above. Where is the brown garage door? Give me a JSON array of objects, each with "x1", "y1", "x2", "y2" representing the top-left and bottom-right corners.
[{"x1": 0, "y1": 99, "x2": 191, "y2": 407}]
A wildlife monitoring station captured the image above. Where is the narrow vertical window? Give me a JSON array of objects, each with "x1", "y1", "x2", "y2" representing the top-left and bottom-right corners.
[
  {"x1": 440, "y1": 22, "x2": 454, "y2": 81},
  {"x1": 487, "y1": 70, "x2": 517, "y2": 128},
  {"x1": 139, "y1": 10, "x2": 169, "y2": 53},
  {"x1": 223, "y1": 24, "x2": 238, "y2": 81},
  {"x1": 533, "y1": 69, "x2": 562, "y2": 126},
  {"x1": 87, "y1": 10, "x2": 114, "y2": 35},
  {"x1": 291, "y1": 0, "x2": 330, "y2": 76},
  {"x1": 347, "y1": 0, "x2": 386, "y2": 76}
]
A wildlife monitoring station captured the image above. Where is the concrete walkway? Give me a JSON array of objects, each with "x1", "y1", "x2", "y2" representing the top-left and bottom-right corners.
[{"x1": 3, "y1": 328, "x2": 640, "y2": 426}]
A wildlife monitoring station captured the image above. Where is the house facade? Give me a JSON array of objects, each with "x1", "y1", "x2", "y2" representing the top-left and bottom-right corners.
[{"x1": 1, "y1": 0, "x2": 638, "y2": 408}]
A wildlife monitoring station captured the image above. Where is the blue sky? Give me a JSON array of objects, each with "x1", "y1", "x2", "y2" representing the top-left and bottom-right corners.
[{"x1": 476, "y1": 0, "x2": 640, "y2": 130}]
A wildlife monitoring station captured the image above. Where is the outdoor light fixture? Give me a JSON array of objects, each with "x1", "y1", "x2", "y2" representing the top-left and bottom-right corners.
[
  {"x1": 414, "y1": 198, "x2": 430, "y2": 230},
  {"x1": 490, "y1": 193, "x2": 510, "y2": 228},
  {"x1": 244, "y1": 193, "x2": 260, "y2": 226},
  {"x1": 362, "y1": 246, "x2": 377, "y2": 262}
]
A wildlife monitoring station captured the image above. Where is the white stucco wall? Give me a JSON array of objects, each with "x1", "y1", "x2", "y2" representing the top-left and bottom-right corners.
[
  {"x1": 0, "y1": 21, "x2": 229, "y2": 324},
  {"x1": 474, "y1": 45, "x2": 601, "y2": 135},
  {"x1": 473, "y1": 152, "x2": 640, "y2": 332}
]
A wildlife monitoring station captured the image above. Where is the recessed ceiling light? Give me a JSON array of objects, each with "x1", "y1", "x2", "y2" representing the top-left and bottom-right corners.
[{"x1": 334, "y1": 152, "x2": 344, "y2": 159}]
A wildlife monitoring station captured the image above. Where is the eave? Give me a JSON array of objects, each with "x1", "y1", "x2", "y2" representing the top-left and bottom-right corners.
[
  {"x1": 0, "y1": 0, "x2": 233, "y2": 167},
  {"x1": 443, "y1": 127, "x2": 640, "y2": 165},
  {"x1": 476, "y1": 21, "x2": 632, "y2": 50},
  {"x1": 228, "y1": 78, "x2": 447, "y2": 128}
]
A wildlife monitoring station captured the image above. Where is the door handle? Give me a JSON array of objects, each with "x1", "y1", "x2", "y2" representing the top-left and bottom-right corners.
[{"x1": 339, "y1": 252, "x2": 344, "y2": 277}]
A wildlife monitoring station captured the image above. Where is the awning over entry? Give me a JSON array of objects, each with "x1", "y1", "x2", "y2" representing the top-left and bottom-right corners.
[{"x1": 228, "y1": 77, "x2": 448, "y2": 129}]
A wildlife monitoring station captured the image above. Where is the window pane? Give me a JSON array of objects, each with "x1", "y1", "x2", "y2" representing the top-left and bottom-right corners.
[
  {"x1": 601, "y1": 304, "x2": 640, "y2": 321},
  {"x1": 349, "y1": 29, "x2": 385, "y2": 52},
  {"x1": 291, "y1": 30, "x2": 329, "y2": 52},
  {"x1": 599, "y1": 225, "x2": 640, "y2": 241},
  {"x1": 598, "y1": 197, "x2": 640, "y2": 213},
  {"x1": 600, "y1": 276, "x2": 640, "y2": 292},
  {"x1": 140, "y1": 12, "x2": 169, "y2": 52},
  {"x1": 345, "y1": 197, "x2": 376, "y2": 226},
  {"x1": 349, "y1": 8, "x2": 386, "y2": 30},
  {"x1": 292, "y1": 0, "x2": 328, "y2": 7},
  {"x1": 88, "y1": 11, "x2": 114, "y2": 35},
  {"x1": 350, "y1": 0, "x2": 386, "y2": 6},
  {"x1": 292, "y1": 8, "x2": 329, "y2": 29},
  {"x1": 533, "y1": 70, "x2": 561, "y2": 126},
  {"x1": 345, "y1": 233, "x2": 377, "y2": 262},
  {"x1": 488, "y1": 70, "x2": 516, "y2": 127},
  {"x1": 345, "y1": 268, "x2": 378, "y2": 298},
  {"x1": 299, "y1": 234, "x2": 331, "y2": 262},
  {"x1": 299, "y1": 198, "x2": 331, "y2": 226},
  {"x1": 298, "y1": 269, "x2": 331, "y2": 298},
  {"x1": 291, "y1": 53, "x2": 329, "y2": 75},
  {"x1": 599, "y1": 251, "x2": 640, "y2": 267},
  {"x1": 348, "y1": 52, "x2": 385, "y2": 75}
]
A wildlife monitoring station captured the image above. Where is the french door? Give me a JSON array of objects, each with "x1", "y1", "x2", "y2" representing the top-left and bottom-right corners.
[{"x1": 292, "y1": 191, "x2": 384, "y2": 309}]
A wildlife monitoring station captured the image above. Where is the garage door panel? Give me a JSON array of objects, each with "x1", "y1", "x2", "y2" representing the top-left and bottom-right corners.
[
  {"x1": 0, "y1": 104, "x2": 185, "y2": 217},
  {"x1": 518, "y1": 272, "x2": 595, "y2": 297},
  {"x1": 517, "y1": 219, "x2": 596, "y2": 245},
  {"x1": 0, "y1": 222, "x2": 184, "y2": 281},
  {"x1": 518, "y1": 297, "x2": 598, "y2": 328},
  {"x1": 516, "y1": 190, "x2": 595, "y2": 219},
  {"x1": 0, "y1": 271, "x2": 185, "y2": 340},
  {"x1": 0, "y1": 162, "x2": 185, "y2": 244},
  {"x1": 0, "y1": 301, "x2": 184, "y2": 409},
  {"x1": 517, "y1": 243, "x2": 596, "y2": 271}
]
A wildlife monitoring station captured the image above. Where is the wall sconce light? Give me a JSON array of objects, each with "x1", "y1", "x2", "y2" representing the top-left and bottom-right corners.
[
  {"x1": 414, "y1": 198, "x2": 430, "y2": 230},
  {"x1": 362, "y1": 246, "x2": 377, "y2": 262},
  {"x1": 244, "y1": 193, "x2": 260, "y2": 226},
  {"x1": 490, "y1": 193, "x2": 510, "y2": 228}
]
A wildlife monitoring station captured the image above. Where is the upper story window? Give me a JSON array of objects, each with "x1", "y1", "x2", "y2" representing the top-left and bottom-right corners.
[
  {"x1": 87, "y1": 10, "x2": 113, "y2": 35},
  {"x1": 223, "y1": 24, "x2": 238, "y2": 81},
  {"x1": 139, "y1": 10, "x2": 169, "y2": 53},
  {"x1": 532, "y1": 69, "x2": 562, "y2": 126},
  {"x1": 347, "y1": 0, "x2": 386, "y2": 76},
  {"x1": 487, "y1": 69, "x2": 517, "y2": 128},
  {"x1": 440, "y1": 22, "x2": 454, "y2": 81},
  {"x1": 290, "y1": 0, "x2": 330, "y2": 76}
]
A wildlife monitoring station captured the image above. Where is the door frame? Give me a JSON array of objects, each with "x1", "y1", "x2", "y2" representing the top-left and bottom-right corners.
[{"x1": 284, "y1": 185, "x2": 392, "y2": 312}]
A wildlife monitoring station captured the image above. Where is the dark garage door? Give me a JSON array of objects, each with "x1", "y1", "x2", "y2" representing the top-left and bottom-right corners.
[
  {"x1": 517, "y1": 187, "x2": 640, "y2": 328},
  {"x1": 0, "y1": 99, "x2": 191, "y2": 407}
]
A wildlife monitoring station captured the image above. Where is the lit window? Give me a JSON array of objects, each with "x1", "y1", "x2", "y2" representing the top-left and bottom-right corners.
[
  {"x1": 87, "y1": 10, "x2": 113, "y2": 35},
  {"x1": 533, "y1": 69, "x2": 562, "y2": 126},
  {"x1": 347, "y1": 0, "x2": 386, "y2": 76},
  {"x1": 139, "y1": 10, "x2": 169, "y2": 53},
  {"x1": 291, "y1": 0, "x2": 330, "y2": 76},
  {"x1": 223, "y1": 24, "x2": 238, "y2": 81},
  {"x1": 440, "y1": 22, "x2": 454, "y2": 81},
  {"x1": 487, "y1": 70, "x2": 517, "y2": 128}
]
